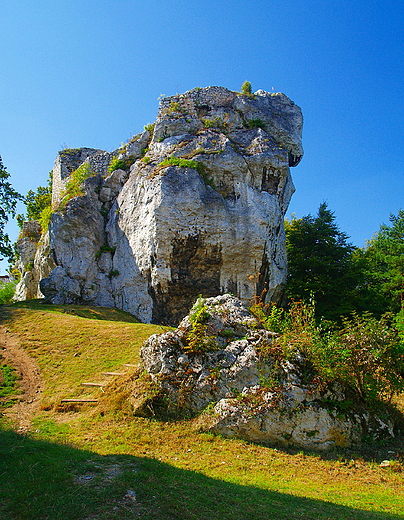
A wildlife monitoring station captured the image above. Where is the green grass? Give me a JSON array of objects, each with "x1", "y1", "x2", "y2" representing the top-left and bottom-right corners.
[
  {"x1": 0, "y1": 363, "x2": 19, "y2": 407},
  {"x1": 157, "y1": 155, "x2": 205, "y2": 174},
  {"x1": 0, "y1": 301, "x2": 404, "y2": 519},
  {"x1": 0, "y1": 281, "x2": 16, "y2": 304},
  {"x1": 1, "y1": 301, "x2": 163, "y2": 408},
  {"x1": 1, "y1": 421, "x2": 403, "y2": 520}
]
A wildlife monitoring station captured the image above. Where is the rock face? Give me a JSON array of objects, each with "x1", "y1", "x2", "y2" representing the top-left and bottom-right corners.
[
  {"x1": 16, "y1": 86, "x2": 303, "y2": 325},
  {"x1": 139, "y1": 294, "x2": 395, "y2": 450},
  {"x1": 14, "y1": 221, "x2": 55, "y2": 301}
]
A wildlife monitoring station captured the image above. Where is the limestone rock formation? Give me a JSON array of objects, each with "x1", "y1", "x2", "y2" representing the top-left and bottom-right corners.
[
  {"x1": 138, "y1": 294, "x2": 395, "y2": 450},
  {"x1": 14, "y1": 221, "x2": 55, "y2": 301},
  {"x1": 16, "y1": 86, "x2": 303, "y2": 324}
]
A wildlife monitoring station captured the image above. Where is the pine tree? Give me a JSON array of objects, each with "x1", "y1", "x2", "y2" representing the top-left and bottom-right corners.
[
  {"x1": 285, "y1": 202, "x2": 356, "y2": 320},
  {"x1": 362, "y1": 209, "x2": 404, "y2": 312}
]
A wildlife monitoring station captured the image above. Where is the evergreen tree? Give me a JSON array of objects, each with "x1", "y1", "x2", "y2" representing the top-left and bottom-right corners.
[
  {"x1": 0, "y1": 156, "x2": 23, "y2": 261},
  {"x1": 241, "y1": 81, "x2": 252, "y2": 96},
  {"x1": 285, "y1": 202, "x2": 357, "y2": 321},
  {"x1": 362, "y1": 209, "x2": 404, "y2": 313}
]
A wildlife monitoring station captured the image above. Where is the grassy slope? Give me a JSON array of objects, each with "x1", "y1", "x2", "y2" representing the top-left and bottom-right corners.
[{"x1": 1, "y1": 301, "x2": 404, "y2": 520}]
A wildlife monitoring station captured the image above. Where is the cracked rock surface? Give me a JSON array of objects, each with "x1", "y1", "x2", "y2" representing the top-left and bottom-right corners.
[
  {"x1": 16, "y1": 86, "x2": 303, "y2": 325},
  {"x1": 139, "y1": 294, "x2": 396, "y2": 450}
]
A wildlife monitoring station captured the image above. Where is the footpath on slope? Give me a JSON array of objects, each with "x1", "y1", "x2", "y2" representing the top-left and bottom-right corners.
[{"x1": 0, "y1": 323, "x2": 43, "y2": 433}]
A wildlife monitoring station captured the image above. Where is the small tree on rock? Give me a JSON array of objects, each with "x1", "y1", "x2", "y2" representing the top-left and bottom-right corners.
[{"x1": 241, "y1": 81, "x2": 252, "y2": 96}]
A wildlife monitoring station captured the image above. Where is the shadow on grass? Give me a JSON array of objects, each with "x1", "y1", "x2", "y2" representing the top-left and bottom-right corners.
[
  {"x1": 0, "y1": 427, "x2": 402, "y2": 520},
  {"x1": 1, "y1": 300, "x2": 140, "y2": 322}
]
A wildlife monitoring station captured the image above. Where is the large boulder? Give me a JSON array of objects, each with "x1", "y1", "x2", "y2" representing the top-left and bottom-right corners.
[
  {"x1": 19, "y1": 86, "x2": 304, "y2": 325},
  {"x1": 138, "y1": 294, "x2": 395, "y2": 450}
]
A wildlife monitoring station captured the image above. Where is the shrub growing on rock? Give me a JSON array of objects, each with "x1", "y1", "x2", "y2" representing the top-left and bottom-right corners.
[
  {"x1": 108, "y1": 155, "x2": 136, "y2": 174},
  {"x1": 58, "y1": 163, "x2": 93, "y2": 209},
  {"x1": 253, "y1": 300, "x2": 404, "y2": 406},
  {"x1": 241, "y1": 81, "x2": 253, "y2": 96},
  {"x1": 139, "y1": 295, "x2": 399, "y2": 449},
  {"x1": 315, "y1": 312, "x2": 404, "y2": 404}
]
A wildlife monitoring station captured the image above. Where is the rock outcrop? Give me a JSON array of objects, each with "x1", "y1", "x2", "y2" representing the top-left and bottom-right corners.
[
  {"x1": 15, "y1": 86, "x2": 303, "y2": 324},
  {"x1": 138, "y1": 294, "x2": 395, "y2": 450},
  {"x1": 14, "y1": 221, "x2": 55, "y2": 301}
]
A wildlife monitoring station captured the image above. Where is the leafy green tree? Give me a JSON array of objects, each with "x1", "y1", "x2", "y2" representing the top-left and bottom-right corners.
[
  {"x1": 342, "y1": 247, "x2": 389, "y2": 317},
  {"x1": 0, "y1": 156, "x2": 23, "y2": 261},
  {"x1": 285, "y1": 202, "x2": 357, "y2": 321},
  {"x1": 25, "y1": 172, "x2": 52, "y2": 221},
  {"x1": 362, "y1": 210, "x2": 404, "y2": 313}
]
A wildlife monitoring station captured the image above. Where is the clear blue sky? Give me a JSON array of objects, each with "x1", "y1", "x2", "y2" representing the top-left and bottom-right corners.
[{"x1": 1, "y1": 0, "x2": 403, "y2": 274}]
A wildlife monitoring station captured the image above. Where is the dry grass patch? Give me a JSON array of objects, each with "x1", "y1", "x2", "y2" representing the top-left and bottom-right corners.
[{"x1": 1, "y1": 302, "x2": 164, "y2": 409}]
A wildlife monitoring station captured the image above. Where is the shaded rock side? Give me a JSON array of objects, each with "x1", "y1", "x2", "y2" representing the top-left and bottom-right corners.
[
  {"x1": 139, "y1": 294, "x2": 395, "y2": 450},
  {"x1": 22, "y1": 86, "x2": 303, "y2": 324},
  {"x1": 14, "y1": 221, "x2": 56, "y2": 301}
]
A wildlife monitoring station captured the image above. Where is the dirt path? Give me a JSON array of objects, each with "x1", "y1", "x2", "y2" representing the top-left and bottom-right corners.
[{"x1": 0, "y1": 325, "x2": 43, "y2": 433}]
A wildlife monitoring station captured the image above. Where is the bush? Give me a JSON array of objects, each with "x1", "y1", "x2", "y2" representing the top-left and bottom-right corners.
[
  {"x1": 58, "y1": 163, "x2": 93, "y2": 209},
  {"x1": 108, "y1": 155, "x2": 135, "y2": 174},
  {"x1": 248, "y1": 119, "x2": 266, "y2": 129},
  {"x1": 254, "y1": 301, "x2": 404, "y2": 405},
  {"x1": 317, "y1": 312, "x2": 404, "y2": 404},
  {"x1": 203, "y1": 117, "x2": 227, "y2": 131},
  {"x1": 95, "y1": 245, "x2": 116, "y2": 260},
  {"x1": 144, "y1": 123, "x2": 155, "y2": 134},
  {"x1": 185, "y1": 297, "x2": 219, "y2": 352},
  {"x1": 39, "y1": 205, "x2": 53, "y2": 232},
  {"x1": 157, "y1": 156, "x2": 205, "y2": 174},
  {"x1": 251, "y1": 303, "x2": 286, "y2": 334},
  {"x1": 0, "y1": 281, "x2": 17, "y2": 304},
  {"x1": 157, "y1": 156, "x2": 214, "y2": 187},
  {"x1": 168, "y1": 101, "x2": 182, "y2": 113},
  {"x1": 241, "y1": 81, "x2": 253, "y2": 96}
]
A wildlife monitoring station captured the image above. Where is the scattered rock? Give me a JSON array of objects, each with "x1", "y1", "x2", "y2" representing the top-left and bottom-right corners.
[
  {"x1": 125, "y1": 490, "x2": 137, "y2": 503},
  {"x1": 380, "y1": 460, "x2": 391, "y2": 468}
]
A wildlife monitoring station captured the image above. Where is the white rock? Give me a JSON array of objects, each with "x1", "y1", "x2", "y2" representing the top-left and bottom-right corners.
[
  {"x1": 139, "y1": 295, "x2": 396, "y2": 450},
  {"x1": 30, "y1": 87, "x2": 304, "y2": 325}
]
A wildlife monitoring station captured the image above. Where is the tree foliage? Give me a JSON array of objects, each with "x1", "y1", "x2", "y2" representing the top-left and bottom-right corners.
[
  {"x1": 253, "y1": 300, "x2": 404, "y2": 406},
  {"x1": 0, "y1": 156, "x2": 23, "y2": 261},
  {"x1": 25, "y1": 173, "x2": 52, "y2": 221},
  {"x1": 285, "y1": 202, "x2": 357, "y2": 320},
  {"x1": 241, "y1": 81, "x2": 252, "y2": 96},
  {"x1": 361, "y1": 210, "x2": 404, "y2": 313}
]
